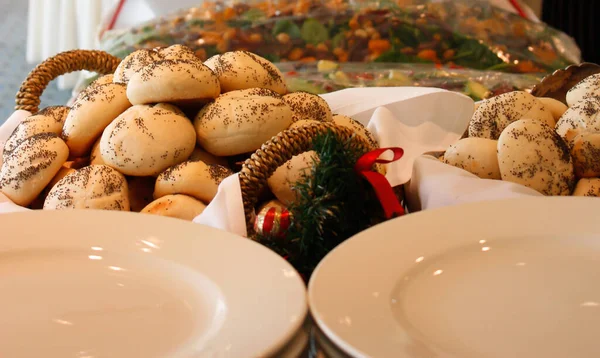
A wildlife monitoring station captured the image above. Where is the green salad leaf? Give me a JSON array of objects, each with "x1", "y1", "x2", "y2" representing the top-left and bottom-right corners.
[
  {"x1": 241, "y1": 8, "x2": 266, "y2": 23},
  {"x1": 301, "y1": 19, "x2": 329, "y2": 45},
  {"x1": 272, "y1": 20, "x2": 302, "y2": 39}
]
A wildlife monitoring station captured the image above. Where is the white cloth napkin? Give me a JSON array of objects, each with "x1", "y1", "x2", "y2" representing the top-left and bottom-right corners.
[
  {"x1": 405, "y1": 155, "x2": 542, "y2": 212},
  {"x1": 0, "y1": 88, "x2": 475, "y2": 237}
]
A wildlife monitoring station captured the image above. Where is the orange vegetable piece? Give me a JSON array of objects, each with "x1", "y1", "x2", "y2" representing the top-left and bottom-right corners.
[
  {"x1": 223, "y1": 7, "x2": 236, "y2": 20},
  {"x1": 368, "y1": 39, "x2": 391, "y2": 53},
  {"x1": 443, "y1": 49, "x2": 455, "y2": 60},
  {"x1": 288, "y1": 48, "x2": 304, "y2": 61},
  {"x1": 400, "y1": 47, "x2": 415, "y2": 54},
  {"x1": 300, "y1": 57, "x2": 317, "y2": 63},
  {"x1": 417, "y1": 49, "x2": 438, "y2": 62},
  {"x1": 515, "y1": 60, "x2": 543, "y2": 73}
]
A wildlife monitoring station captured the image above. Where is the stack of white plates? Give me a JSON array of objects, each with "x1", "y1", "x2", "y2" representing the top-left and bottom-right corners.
[
  {"x1": 309, "y1": 197, "x2": 600, "y2": 358},
  {"x1": 0, "y1": 210, "x2": 308, "y2": 357}
]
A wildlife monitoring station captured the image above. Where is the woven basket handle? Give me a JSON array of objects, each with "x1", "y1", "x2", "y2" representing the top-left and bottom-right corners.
[
  {"x1": 239, "y1": 122, "x2": 376, "y2": 237},
  {"x1": 15, "y1": 50, "x2": 121, "y2": 113}
]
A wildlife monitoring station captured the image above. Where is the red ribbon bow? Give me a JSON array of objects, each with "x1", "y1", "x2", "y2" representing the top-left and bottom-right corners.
[{"x1": 354, "y1": 147, "x2": 405, "y2": 219}]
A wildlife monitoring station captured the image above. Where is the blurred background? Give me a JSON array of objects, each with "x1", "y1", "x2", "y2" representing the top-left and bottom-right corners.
[{"x1": 1, "y1": 0, "x2": 595, "y2": 121}]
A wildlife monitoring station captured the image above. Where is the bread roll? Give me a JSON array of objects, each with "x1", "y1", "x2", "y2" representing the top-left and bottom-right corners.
[
  {"x1": 47, "y1": 166, "x2": 76, "y2": 191},
  {"x1": 267, "y1": 151, "x2": 317, "y2": 205},
  {"x1": 141, "y1": 194, "x2": 206, "y2": 221},
  {"x1": 100, "y1": 104, "x2": 196, "y2": 176},
  {"x1": 498, "y1": 119, "x2": 574, "y2": 195},
  {"x1": 469, "y1": 91, "x2": 554, "y2": 139},
  {"x1": 189, "y1": 147, "x2": 229, "y2": 167},
  {"x1": 443, "y1": 138, "x2": 501, "y2": 179},
  {"x1": 283, "y1": 92, "x2": 332, "y2": 122},
  {"x1": 113, "y1": 48, "x2": 162, "y2": 84},
  {"x1": 89, "y1": 138, "x2": 107, "y2": 166},
  {"x1": 289, "y1": 119, "x2": 320, "y2": 130},
  {"x1": 91, "y1": 74, "x2": 114, "y2": 86},
  {"x1": 566, "y1": 73, "x2": 600, "y2": 107},
  {"x1": 0, "y1": 133, "x2": 69, "y2": 206},
  {"x1": 538, "y1": 97, "x2": 568, "y2": 122},
  {"x1": 570, "y1": 132, "x2": 600, "y2": 178},
  {"x1": 573, "y1": 178, "x2": 600, "y2": 196},
  {"x1": 126, "y1": 59, "x2": 220, "y2": 105},
  {"x1": 44, "y1": 165, "x2": 129, "y2": 210},
  {"x1": 332, "y1": 114, "x2": 378, "y2": 147},
  {"x1": 127, "y1": 176, "x2": 155, "y2": 212},
  {"x1": 154, "y1": 160, "x2": 232, "y2": 203},
  {"x1": 204, "y1": 51, "x2": 287, "y2": 94},
  {"x1": 194, "y1": 88, "x2": 293, "y2": 156},
  {"x1": 158, "y1": 44, "x2": 199, "y2": 62},
  {"x1": 555, "y1": 100, "x2": 600, "y2": 145},
  {"x1": 3, "y1": 106, "x2": 69, "y2": 159},
  {"x1": 30, "y1": 164, "x2": 78, "y2": 209},
  {"x1": 63, "y1": 83, "x2": 131, "y2": 157}
]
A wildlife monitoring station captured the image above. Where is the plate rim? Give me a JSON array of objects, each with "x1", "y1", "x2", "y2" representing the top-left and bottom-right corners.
[
  {"x1": 308, "y1": 196, "x2": 600, "y2": 358},
  {"x1": 0, "y1": 209, "x2": 308, "y2": 358}
]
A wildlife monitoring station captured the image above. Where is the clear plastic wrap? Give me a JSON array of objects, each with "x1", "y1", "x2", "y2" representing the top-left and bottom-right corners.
[
  {"x1": 280, "y1": 61, "x2": 543, "y2": 100},
  {"x1": 99, "y1": 0, "x2": 581, "y2": 74}
]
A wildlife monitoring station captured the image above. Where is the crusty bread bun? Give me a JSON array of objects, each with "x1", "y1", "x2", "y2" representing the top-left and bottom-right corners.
[
  {"x1": 189, "y1": 147, "x2": 229, "y2": 167},
  {"x1": 114, "y1": 45, "x2": 200, "y2": 85},
  {"x1": 497, "y1": 119, "x2": 574, "y2": 195},
  {"x1": 573, "y1": 178, "x2": 600, "y2": 196},
  {"x1": 267, "y1": 151, "x2": 317, "y2": 205},
  {"x1": 89, "y1": 138, "x2": 107, "y2": 166},
  {"x1": 204, "y1": 51, "x2": 287, "y2": 94},
  {"x1": 332, "y1": 114, "x2": 378, "y2": 147},
  {"x1": 469, "y1": 91, "x2": 554, "y2": 139},
  {"x1": 443, "y1": 138, "x2": 501, "y2": 179},
  {"x1": 289, "y1": 119, "x2": 320, "y2": 130},
  {"x1": 154, "y1": 160, "x2": 232, "y2": 203},
  {"x1": 30, "y1": 165, "x2": 77, "y2": 209},
  {"x1": 538, "y1": 97, "x2": 568, "y2": 122},
  {"x1": 47, "y1": 166, "x2": 76, "y2": 191},
  {"x1": 62, "y1": 83, "x2": 131, "y2": 157},
  {"x1": 127, "y1": 176, "x2": 155, "y2": 212},
  {"x1": 100, "y1": 103, "x2": 196, "y2": 176},
  {"x1": 283, "y1": 92, "x2": 332, "y2": 122},
  {"x1": 555, "y1": 100, "x2": 600, "y2": 145},
  {"x1": 3, "y1": 106, "x2": 69, "y2": 159},
  {"x1": 0, "y1": 133, "x2": 69, "y2": 206},
  {"x1": 113, "y1": 48, "x2": 162, "y2": 84},
  {"x1": 566, "y1": 73, "x2": 600, "y2": 107},
  {"x1": 570, "y1": 132, "x2": 600, "y2": 178},
  {"x1": 126, "y1": 59, "x2": 220, "y2": 105},
  {"x1": 44, "y1": 165, "x2": 129, "y2": 210},
  {"x1": 194, "y1": 88, "x2": 293, "y2": 156},
  {"x1": 90, "y1": 74, "x2": 114, "y2": 86},
  {"x1": 141, "y1": 194, "x2": 206, "y2": 221},
  {"x1": 157, "y1": 44, "x2": 199, "y2": 62}
]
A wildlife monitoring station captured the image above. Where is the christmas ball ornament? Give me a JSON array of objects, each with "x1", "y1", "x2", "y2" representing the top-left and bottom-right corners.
[{"x1": 254, "y1": 200, "x2": 292, "y2": 239}]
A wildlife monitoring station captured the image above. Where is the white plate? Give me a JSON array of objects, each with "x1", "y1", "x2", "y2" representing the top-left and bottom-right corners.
[
  {"x1": 309, "y1": 197, "x2": 600, "y2": 358},
  {"x1": 0, "y1": 210, "x2": 307, "y2": 358}
]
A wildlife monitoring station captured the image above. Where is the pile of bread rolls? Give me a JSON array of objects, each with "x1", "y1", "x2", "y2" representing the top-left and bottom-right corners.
[
  {"x1": 442, "y1": 72, "x2": 600, "y2": 197},
  {"x1": 0, "y1": 46, "x2": 377, "y2": 220}
]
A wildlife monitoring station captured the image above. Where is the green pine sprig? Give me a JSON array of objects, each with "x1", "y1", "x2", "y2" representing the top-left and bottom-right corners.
[{"x1": 259, "y1": 130, "x2": 389, "y2": 276}]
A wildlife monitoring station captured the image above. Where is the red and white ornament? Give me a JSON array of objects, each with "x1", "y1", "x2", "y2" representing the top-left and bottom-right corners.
[{"x1": 254, "y1": 200, "x2": 292, "y2": 239}]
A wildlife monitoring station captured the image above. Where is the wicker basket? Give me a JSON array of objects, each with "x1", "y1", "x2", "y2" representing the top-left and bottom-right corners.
[
  {"x1": 15, "y1": 49, "x2": 381, "y2": 236},
  {"x1": 15, "y1": 50, "x2": 121, "y2": 113},
  {"x1": 530, "y1": 62, "x2": 600, "y2": 104}
]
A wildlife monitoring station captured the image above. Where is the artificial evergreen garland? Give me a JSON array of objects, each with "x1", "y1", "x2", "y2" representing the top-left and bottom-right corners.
[{"x1": 258, "y1": 130, "x2": 392, "y2": 276}]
